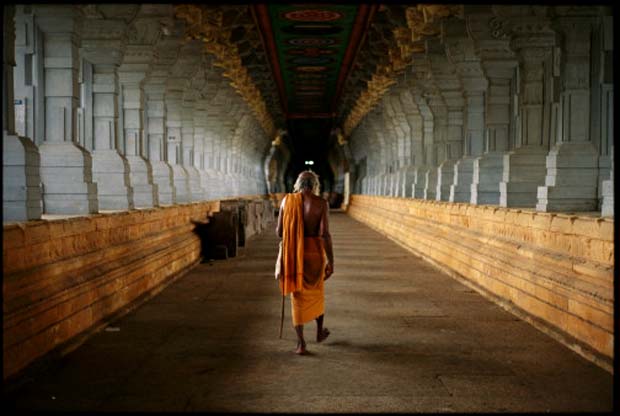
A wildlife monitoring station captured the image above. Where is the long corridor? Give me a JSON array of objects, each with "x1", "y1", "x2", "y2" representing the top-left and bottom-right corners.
[{"x1": 5, "y1": 212, "x2": 613, "y2": 412}]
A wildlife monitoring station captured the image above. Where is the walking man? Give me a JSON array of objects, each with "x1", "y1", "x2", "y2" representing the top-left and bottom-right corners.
[{"x1": 277, "y1": 170, "x2": 334, "y2": 354}]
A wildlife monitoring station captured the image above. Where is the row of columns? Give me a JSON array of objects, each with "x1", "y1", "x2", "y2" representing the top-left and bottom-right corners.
[
  {"x1": 350, "y1": 6, "x2": 614, "y2": 215},
  {"x1": 3, "y1": 5, "x2": 271, "y2": 222}
]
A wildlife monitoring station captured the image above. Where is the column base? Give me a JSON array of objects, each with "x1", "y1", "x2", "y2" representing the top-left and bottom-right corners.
[
  {"x1": 92, "y1": 150, "x2": 134, "y2": 211},
  {"x1": 397, "y1": 166, "x2": 417, "y2": 198},
  {"x1": 500, "y1": 146, "x2": 548, "y2": 208},
  {"x1": 39, "y1": 142, "x2": 98, "y2": 215},
  {"x1": 171, "y1": 165, "x2": 190, "y2": 204},
  {"x1": 423, "y1": 168, "x2": 437, "y2": 200},
  {"x1": 601, "y1": 178, "x2": 614, "y2": 217},
  {"x1": 450, "y1": 157, "x2": 475, "y2": 203},
  {"x1": 470, "y1": 152, "x2": 504, "y2": 205},
  {"x1": 185, "y1": 166, "x2": 205, "y2": 202},
  {"x1": 536, "y1": 143, "x2": 600, "y2": 213},
  {"x1": 126, "y1": 156, "x2": 158, "y2": 208},
  {"x1": 3, "y1": 132, "x2": 43, "y2": 221},
  {"x1": 436, "y1": 160, "x2": 456, "y2": 201},
  {"x1": 500, "y1": 182, "x2": 539, "y2": 207},
  {"x1": 204, "y1": 169, "x2": 223, "y2": 199},
  {"x1": 151, "y1": 161, "x2": 176, "y2": 205}
]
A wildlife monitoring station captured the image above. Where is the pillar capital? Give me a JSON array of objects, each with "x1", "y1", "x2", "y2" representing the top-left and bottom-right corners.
[{"x1": 32, "y1": 5, "x2": 84, "y2": 34}]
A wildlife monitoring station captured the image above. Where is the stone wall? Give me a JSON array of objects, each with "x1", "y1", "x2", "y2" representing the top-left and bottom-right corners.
[
  {"x1": 3, "y1": 196, "x2": 273, "y2": 380},
  {"x1": 347, "y1": 194, "x2": 613, "y2": 372}
]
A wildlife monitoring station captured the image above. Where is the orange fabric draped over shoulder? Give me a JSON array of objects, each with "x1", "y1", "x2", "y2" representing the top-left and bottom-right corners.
[{"x1": 279, "y1": 193, "x2": 304, "y2": 296}]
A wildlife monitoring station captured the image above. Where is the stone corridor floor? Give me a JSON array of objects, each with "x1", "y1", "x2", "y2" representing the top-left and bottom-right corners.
[{"x1": 4, "y1": 211, "x2": 614, "y2": 412}]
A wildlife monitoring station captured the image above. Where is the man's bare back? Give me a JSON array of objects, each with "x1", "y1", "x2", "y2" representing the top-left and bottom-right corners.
[{"x1": 277, "y1": 189, "x2": 334, "y2": 278}]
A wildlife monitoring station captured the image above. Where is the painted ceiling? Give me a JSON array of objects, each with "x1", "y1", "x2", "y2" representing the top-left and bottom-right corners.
[{"x1": 254, "y1": 4, "x2": 374, "y2": 119}]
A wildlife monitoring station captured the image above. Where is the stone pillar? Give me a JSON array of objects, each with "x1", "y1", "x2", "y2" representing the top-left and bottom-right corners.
[
  {"x1": 13, "y1": 6, "x2": 45, "y2": 145},
  {"x1": 3, "y1": 5, "x2": 43, "y2": 221},
  {"x1": 81, "y1": 29, "x2": 135, "y2": 211},
  {"x1": 441, "y1": 19, "x2": 489, "y2": 203},
  {"x1": 437, "y1": 97, "x2": 464, "y2": 201},
  {"x1": 181, "y1": 98, "x2": 206, "y2": 201},
  {"x1": 597, "y1": 14, "x2": 613, "y2": 215},
  {"x1": 144, "y1": 81, "x2": 175, "y2": 204},
  {"x1": 499, "y1": 17, "x2": 557, "y2": 208},
  {"x1": 411, "y1": 92, "x2": 434, "y2": 199},
  {"x1": 164, "y1": 81, "x2": 190, "y2": 203},
  {"x1": 193, "y1": 99, "x2": 209, "y2": 198},
  {"x1": 422, "y1": 92, "x2": 445, "y2": 200},
  {"x1": 382, "y1": 101, "x2": 400, "y2": 197},
  {"x1": 471, "y1": 57, "x2": 517, "y2": 205},
  {"x1": 387, "y1": 92, "x2": 411, "y2": 197},
  {"x1": 427, "y1": 39, "x2": 465, "y2": 201},
  {"x1": 35, "y1": 5, "x2": 98, "y2": 214},
  {"x1": 203, "y1": 122, "x2": 220, "y2": 199},
  {"x1": 537, "y1": 12, "x2": 600, "y2": 212},
  {"x1": 449, "y1": 67, "x2": 488, "y2": 202},
  {"x1": 118, "y1": 66, "x2": 158, "y2": 208},
  {"x1": 399, "y1": 89, "x2": 424, "y2": 198},
  {"x1": 601, "y1": 146, "x2": 613, "y2": 216}
]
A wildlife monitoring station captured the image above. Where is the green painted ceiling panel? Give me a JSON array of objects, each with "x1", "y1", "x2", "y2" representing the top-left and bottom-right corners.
[{"x1": 267, "y1": 5, "x2": 358, "y2": 115}]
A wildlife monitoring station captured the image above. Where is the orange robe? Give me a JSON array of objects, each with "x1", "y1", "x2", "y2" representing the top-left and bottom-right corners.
[{"x1": 280, "y1": 193, "x2": 326, "y2": 326}]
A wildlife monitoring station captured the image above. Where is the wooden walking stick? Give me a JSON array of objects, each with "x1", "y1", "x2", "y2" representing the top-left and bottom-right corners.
[
  {"x1": 279, "y1": 292, "x2": 285, "y2": 339},
  {"x1": 276, "y1": 240, "x2": 285, "y2": 339}
]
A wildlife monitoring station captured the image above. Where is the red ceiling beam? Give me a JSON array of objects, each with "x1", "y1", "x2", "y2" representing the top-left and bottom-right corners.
[
  {"x1": 331, "y1": 4, "x2": 378, "y2": 114},
  {"x1": 251, "y1": 4, "x2": 289, "y2": 115}
]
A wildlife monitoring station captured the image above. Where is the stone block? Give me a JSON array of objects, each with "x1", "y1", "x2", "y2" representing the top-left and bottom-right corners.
[
  {"x1": 549, "y1": 215, "x2": 576, "y2": 234},
  {"x1": 3, "y1": 226, "x2": 25, "y2": 249}
]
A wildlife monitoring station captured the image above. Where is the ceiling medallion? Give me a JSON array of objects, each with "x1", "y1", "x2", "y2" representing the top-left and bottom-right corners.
[
  {"x1": 287, "y1": 48, "x2": 337, "y2": 57},
  {"x1": 283, "y1": 9, "x2": 344, "y2": 22},
  {"x1": 288, "y1": 56, "x2": 334, "y2": 65},
  {"x1": 282, "y1": 24, "x2": 343, "y2": 36},
  {"x1": 294, "y1": 81, "x2": 327, "y2": 86},
  {"x1": 288, "y1": 38, "x2": 337, "y2": 46},
  {"x1": 296, "y1": 85, "x2": 325, "y2": 91},
  {"x1": 296, "y1": 91, "x2": 325, "y2": 96},
  {"x1": 293, "y1": 66, "x2": 328, "y2": 72},
  {"x1": 295, "y1": 73, "x2": 328, "y2": 79}
]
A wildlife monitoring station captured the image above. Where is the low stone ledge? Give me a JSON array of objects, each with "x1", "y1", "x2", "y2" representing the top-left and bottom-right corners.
[
  {"x1": 2, "y1": 195, "x2": 272, "y2": 381},
  {"x1": 348, "y1": 194, "x2": 614, "y2": 372}
]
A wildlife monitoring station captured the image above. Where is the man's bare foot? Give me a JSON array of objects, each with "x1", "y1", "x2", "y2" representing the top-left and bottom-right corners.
[
  {"x1": 317, "y1": 328, "x2": 330, "y2": 343},
  {"x1": 295, "y1": 342, "x2": 308, "y2": 355}
]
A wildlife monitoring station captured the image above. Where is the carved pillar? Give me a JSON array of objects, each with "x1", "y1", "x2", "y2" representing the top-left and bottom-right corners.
[
  {"x1": 3, "y1": 5, "x2": 43, "y2": 221},
  {"x1": 35, "y1": 5, "x2": 98, "y2": 214},
  {"x1": 411, "y1": 92, "x2": 435, "y2": 199},
  {"x1": 382, "y1": 98, "x2": 400, "y2": 197},
  {"x1": 81, "y1": 17, "x2": 134, "y2": 211},
  {"x1": 597, "y1": 14, "x2": 613, "y2": 216},
  {"x1": 181, "y1": 97, "x2": 205, "y2": 201},
  {"x1": 443, "y1": 19, "x2": 489, "y2": 203},
  {"x1": 118, "y1": 54, "x2": 158, "y2": 208},
  {"x1": 164, "y1": 79, "x2": 190, "y2": 203},
  {"x1": 144, "y1": 79, "x2": 175, "y2": 205},
  {"x1": 193, "y1": 98, "x2": 209, "y2": 198},
  {"x1": 399, "y1": 88, "x2": 424, "y2": 198},
  {"x1": 204, "y1": 117, "x2": 221, "y2": 199},
  {"x1": 499, "y1": 12, "x2": 557, "y2": 208},
  {"x1": 537, "y1": 11, "x2": 600, "y2": 212},
  {"x1": 601, "y1": 146, "x2": 613, "y2": 216},
  {"x1": 422, "y1": 92, "x2": 446, "y2": 200},
  {"x1": 427, "y1": 39, "x2": 465, "y2": 201},
  {"x1": 470, "y1": 60, "x2": 516, "y2": 205}
]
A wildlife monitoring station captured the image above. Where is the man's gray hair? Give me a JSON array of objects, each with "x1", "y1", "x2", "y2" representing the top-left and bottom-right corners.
[{"x1": 293, "y1": 170, "x2": 321, "y2": 196}]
